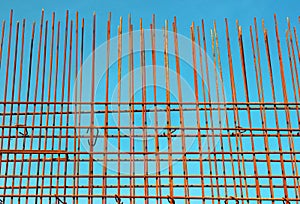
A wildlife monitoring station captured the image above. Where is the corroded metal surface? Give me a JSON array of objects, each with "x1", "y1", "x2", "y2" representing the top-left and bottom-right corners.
[{"x1": 0, "y1": 9, "x2": 299, "y2": 204}]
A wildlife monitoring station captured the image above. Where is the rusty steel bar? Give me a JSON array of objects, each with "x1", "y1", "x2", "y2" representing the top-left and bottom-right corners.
[
  {"x1": 225, "y1": 18, "x2": 244, "y2": 200},
  {"x1": 128, "y1": 14, "x2": 135, "y2": 204},
  {"x1": 140, "y1": 18, "x2": 149, "y2": 204},
  {"x1": 249, "y1": 23, "x2": 266, "y2": 201},
  {"x1": 76, "y1": 15, "x2": 84, "y2": 204},
  {"x1": 196, "y1": 25, "x2": 209, "y2": 202},
  {"x1": 2, "y1": 172, "x2": 300, "y2": 179},
  {"x1": 201, "y1": 20, "x2": 215, "y2": 202},
  {"x1": 275, "y1": 15, "x2": 300, "y2": 199},
  {"x1": 7, "y1": 20, "x2": 20, "y2": 204},
  {"x1": 117, "y1": 15, "x2": 122, "y2": 200},
  {"x1": 56, "y1": 10, "x2": 68, "y2": 203},
  {"x1": 0, "y1": 100, "x2": 299, "y2": 105},
  {"x1": 16, "y1": 18, "x2": 26, "y2": 204},
  {"x1": 191, "y1": 22, "x2": 204, "y2": 202},
  {"x1": 164, "y1": 19, "x2": 174, "y2": 201},
  {"x1": 41, "y1": 13, "x2": 54, "y2": 204},
  {"x1": 238, "y1": 25, "x2": 260, "y2": 203},
  {"x1": 25, "y1": 9, "x2": 43, "y2": 204},
  {"x1": 1, "y1": 149, "x2": 300, "y2": 155},
  {"x1": 64, "y1": 17, "x2": 73, "y2": 202},
  {"x1": 4, "y1": 183, "x2": 300, "y2": 190},
  {"x1": 2, "y1": 132, "x2": 299, "y2": 139},
  {"x1": 89, "y1": 11, "x2": 96, "y2": 204},
  {"x1": 30, "y1": 11, "x2": 44, "y2": 203},
  {"x1": 210, "y1": 25, "x2": 221, "y2": 204},
  {"x1": 213, "y1": 21, "x2": 234, "y2": 200},
  {"x1": 1, "y1": 11, "x2": 13, "y2": 202},
  {"x1": 263, "y1": 19, "x2": 288, "y2": 201},
  {"x1": 1, "y1": 124, "x2": 300, "y2": 131},
  {"x1": 294, "y1": 26, "x2": 300, "y2": 64},
  {"x1": 1, "y1": 156, "x2": 300, "y2": 163},
  {"x1": 49, "y1": 18, "x2": 59, "y2": 203},
  {"x1": 150, "y1": 14, "x2": 163, "y2": 204},
  {"x1": 22, "y1": 20, "x2": 35, "y2": 204},
  {"x1": 287, "y1": 20, "x2": 300, "y2": 99},
  {"x1": 102, "y1": 12, "x2": 111, "y2": 204},
  {"x1": 0, "y1": 20, "x2": 5, "y2": 69},
  {"x1": 173, "y1": 17, "x2": 190, "y2": 204},
  {"x1": 73, "y1": 11, "x2": 78, "y2": 204},
  {"x1": 12, "y1": 19, "x2": 25, "y2": 204},
  {"x1": 36, "y1": 18, "x2": 48, "y2": 204}
]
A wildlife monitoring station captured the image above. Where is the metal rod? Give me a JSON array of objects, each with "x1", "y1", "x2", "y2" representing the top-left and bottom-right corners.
[
  {"x1": 0, "y1": 20, "x2": 5, "y2": 69},
  {"x1": 1, "y1": 11, "x2": 13, "y2": 202},
  {"x1": 173, "y1": 17, "x2": 190, "y2": 204},
  {"x1": 150, "y1": 14, "x2": 162, "y2": 204},
  {"x1": 117, "y1": 15, "x2": 122, "y2": 200},
  {"x1": 164, "y1": 20, "x2": 174, "y2": 200}
]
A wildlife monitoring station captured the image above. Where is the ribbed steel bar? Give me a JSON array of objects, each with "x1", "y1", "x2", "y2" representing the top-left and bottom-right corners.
[
  {"x1": 249, "y1": 22, "x2": 267, "y2": 202},
  {"x1": 192, "y1": 22, "x2": 206, "y2": 202},
  {"x1": 7, "y1": 20, "x2": 19, "y2": 204},
  {"x1": 56, "y1": 10, "x2": 68, "y2": 204},
  {"x1": 102, "y1": 12, "x2": 111, "y2": 204},
  {"x1": 213, "y1": 21, "x2": 236, "y2": 200},
  {"x1": 73, "y1": 11, "x2": 78, "y2": 204},
  {"x1": 201, "y1": 19, "x2": 215, "y2": 203},
  {"x1": 173, "y1": 17, "x2": 190, "y2": 204},
  {"x1": 36, "y1": 18, "x2": 48, "y2": 204},
  {"x1": 274, "y1": 15, "x2": 300, "y2": 199},
  {"x1": 128, "y1": 14, "x2": 135, "y2": 204},
  {"x1": 16, "y1": 18, "x2": 26, "y2": 204},
  {"x1": 210, "y1": 24, "x2": 221, "y2": 204},
  {"x1": 40, "y1": 12, "x2": 54, "y2": 204},
  {"x1": 49, "y1": 18, "x2": 59, "y2": 203},
  {"x1": 0, "y1": 20, "x2": 5, "y2": 69},
  {"x1": 150, "y1": 14, "x2": 163, "y2": 204},
  {"x1": 140, "y1": 18, "x2": 149, "y2": 204},
  {"x1": 287, "y1": 19, "x2": 300, "y2": 99},
  {"x1": 238, "y1": 25, "x2": 259, "y2": 203},
  {"x1": 164, "y1": 19, "x2": 174, "y2": 202},
  {"x1": 1, "y1": 10, "x2": 13, "y2": 202},
  {"x1": 117, "y1": 15, "x2": 122, "y2": 201},
  {"x1": 225, "y1": 19, "x2": 248, "y2": 202},
  {"x1": 89, "y1": 11, "x2": 96, "y2": 204}
]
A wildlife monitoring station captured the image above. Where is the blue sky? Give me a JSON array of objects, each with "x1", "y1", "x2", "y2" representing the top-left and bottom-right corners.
[{"x1": 0, "y1": 1, "x2": 299, "y2": 24}]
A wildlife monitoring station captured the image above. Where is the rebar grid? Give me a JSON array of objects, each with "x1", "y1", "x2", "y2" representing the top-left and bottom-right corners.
[{"x1": 0, "y1": 10, "x2": 299, "y2": 204}]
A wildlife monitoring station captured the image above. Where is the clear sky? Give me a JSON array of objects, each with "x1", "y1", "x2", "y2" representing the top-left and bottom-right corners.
[{"x1": 0, "y1": 1, "x2": 299, "y2": 26}]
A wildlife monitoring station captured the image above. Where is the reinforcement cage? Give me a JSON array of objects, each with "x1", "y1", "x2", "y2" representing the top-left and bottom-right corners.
[{"x1": 0, "y1": 10, "x2": 299, "y2": 204}]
